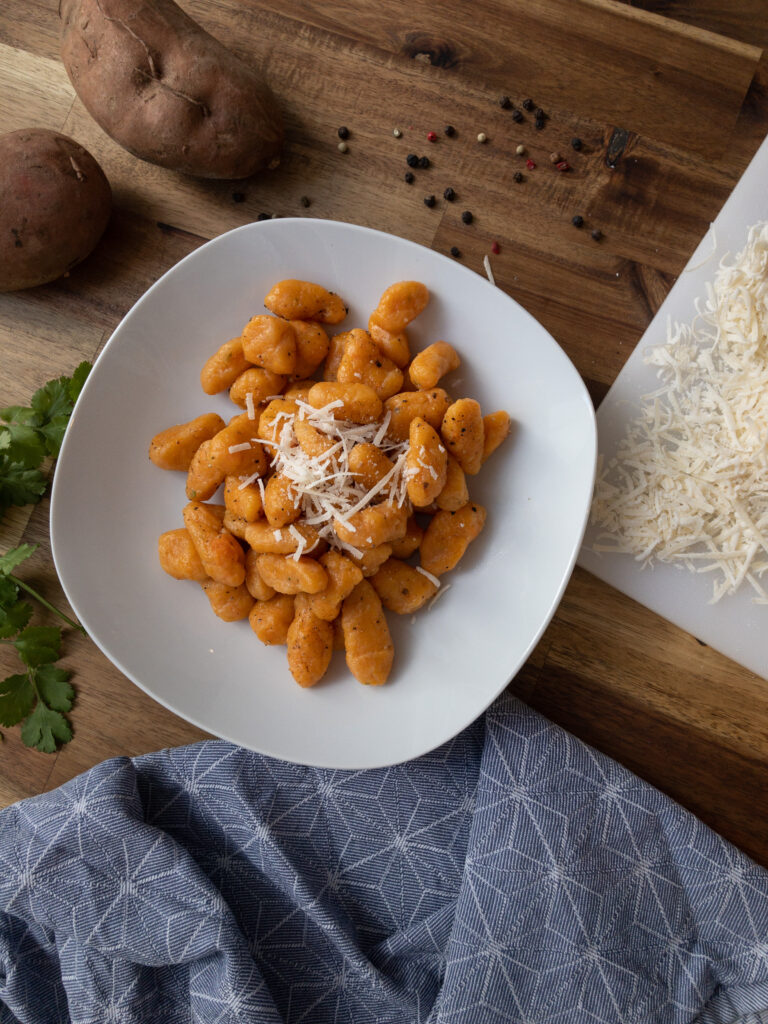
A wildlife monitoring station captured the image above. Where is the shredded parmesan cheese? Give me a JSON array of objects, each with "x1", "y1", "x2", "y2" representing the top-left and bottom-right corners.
[
  {"x1": 591, "y1": 221, "x2": 768, "y2": 603},
  {"x1": 228, "y1": 442, "x2": 251, "y2": 454},
  {"x1": 245, "y1": 392, "x2": 256, "y2": 420},
  {"x1": 483, "y1": 254, "x2": 496, "y2": 286},
  {"x1": 416, "y1": 566, "x2": 441, "y2": 587}
]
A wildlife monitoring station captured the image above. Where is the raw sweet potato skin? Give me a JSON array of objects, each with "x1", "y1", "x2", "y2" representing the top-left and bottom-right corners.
[
  {"x1": 59, "y1": 0, "x2": 283, "y2": 179},
  {"x1": 0, "y1": 129, "x2": 111, "y2": 292}
]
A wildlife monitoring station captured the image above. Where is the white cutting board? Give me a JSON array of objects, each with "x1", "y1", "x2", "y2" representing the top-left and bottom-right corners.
[{"x1": 578, "y1": 134, "x2": 768, "y2": 681}]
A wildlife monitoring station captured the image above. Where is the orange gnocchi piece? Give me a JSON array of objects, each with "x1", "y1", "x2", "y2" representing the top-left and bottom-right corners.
[
  {"x1": 388, "y1": 518, "x2": 423, "y2": 558},
  {"x1": 304, "y1": 550, "x2": 363, "y2": 621},
  {"x1": 183, "y1": 501, "x2": 245, "y2": 587},
  {"x1": 348, "y1": 443, "x2": 395, "y2": 492},
  {"x1": 186, "y1": 439, "x2": 226, "y2": 501},
  {"x1": 258, "y1": 398, "x2": 299, "y2": 445},
  {"x1": 308, "y1": 382, "x2": 383, "y2": 424},
  {"x1": 245, "y1": 521, "x2": 321, "y2": 555},
  {"x1": 200, "y1": 337, "x2": 251, "y2": 395},
  {"x1": 347, "y1": 544, "x2": 393, "y2": 577},
  {"x1": 368, "y1": 320, "x2": 411, "y2": 368},
  {"x1": 334, "y1": 502, "x2": 408, "y2": 550},
  {"x1": 158, "y1": 528, "x2": 208, "y2": 582},
  {"x1": 323, "y1": 330, "x2": 353, "y2": 380},
  {"x1": 294, "y1": 417, "x2": 337, "y2": 459},
  {"x1": 420, "y1": 502, "x2": 486, "y2": 577},
  {"x1": 371, "y1": 559, "x2": 438, "y2": 614},
  {"x1": 201, "y1": 580, "x2": 254, "y2": 621},
  {"x1": 341, "y1": 580, "x2": 394, "y2": 686},
  {"x1": 241, "y1": 315, "x2": 297, "y2": 375},
  {"x1": 149, "y1": 413, "x2": 226, "y2": 472},
  {"x1": 208, "y1": 413, "x2": 268, "y2": 478},
  {"x1": 406, "y1": 416, "x2": 448, "y2": 507},
  {"x1": 249, "y1": 594, "x2": 295, "y2": 645},
  {"x1": 229, "y1": 368, "x2": 286, "y2": 410},
  {"x1": 336, "y1": 331, "x2": 404, "y2": 400},
  {"x1": 287, "y1": 594, "x2": 335, "y2": 687},
  {"x1": 256, "y1": 553, "x2": 328, "y2": 594},
  {"x1": 263, "y1": 472, "x2": 300, "y2": 529},
  {"x1": 482, "y1": 411, "x2": 512, "y2": 462},
  {"x1": 383, "y1": 389, "x2": 450, "y2": 441},
  {"x1": 223, "y1": 475, "x2": 263, "y2": 522},
  {"x1": 441, "y1": 399, "x2": 484, "y2": 476},
  {"x1": 409, "y1": 341, "x2": 461, "y2": 390},
  {"x1": 290, "y1": 321, "x2": 330, "y2": 378},
  {"x1": 435, "y1": 454, "x2": 469, "y2": 512},
  {"x1": 244, "y1": 549, "x2": 276, "y2": 601},
  {"x1": 264, "y1": 280, "x2": 347, "y2": 324},
  {"x1": 370, "y1": 281, "x2": 429, "y2": 334}
]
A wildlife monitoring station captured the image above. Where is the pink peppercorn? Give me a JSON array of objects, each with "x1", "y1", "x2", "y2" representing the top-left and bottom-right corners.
[
  {"x1": 491, "y1": 241, "x2": 501, "y2": 255},
  {"x1": 556, "y1": 161, "x2": 571, "y2": 172},
  {"x1": 525, "y1": 158, "x2": 536, "y2": 170},
  {"x1": 427, "y1": 131, "x2": 438, "y2": 142}
]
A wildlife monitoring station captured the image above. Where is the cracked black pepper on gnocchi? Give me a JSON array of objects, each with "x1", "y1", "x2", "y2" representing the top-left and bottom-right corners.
[{"x1": 150, "y1": 279, "x2": 511, "y2": 688}]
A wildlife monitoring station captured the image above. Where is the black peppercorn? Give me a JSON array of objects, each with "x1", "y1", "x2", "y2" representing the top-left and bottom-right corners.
[
  {"x1": 443, "y1": 187, "x2": 456, "y2": 201},
  {"x1": 450, "y1": 246, "x2": 461, "y2": 257},
  {"x1": 513, "y1": 171, "x2": 523, "y2": 183},
  {"x1": 404, "y1": 171, "x2": 415, "y2": 184},
  {"x1": 571, "y1": 137, "x2": 583, "y2": 151},
  {"x1": 232, "y1": 192, "x2": 246, "y2": 203},
  {"x1": 499, "y1": 95, "x2": 511, "y2": 109},
  {"x1": 300, "y1": 196, "x2": 311, "y2": 208},
  {"x1": 424, "y1": 194, "x2": 436, "y2": 208},
  {"x1": 522, "y1": 98, "x2": 534, "y2": 111},
  {"x1": 337, "y1": 126, "x2": 350, "y2": 140},
  {"x1": 418, "y1": 156, "x2": 430, "y2": 169},
  {"x1": 591, "y1": 228, "x2": 603, "y2": 241},
  {"x1": 572, "y1": 215, "x2": 584, "y2": 228},
  {"x1": 461, "y1": 210, "x2": 473, "y2": 224},
  {"x1": 406, "y1": 153, "x2": 419, "y2": 168},
  {"x1": 444, "y1": 125, "x2": 456, "y2": 137},
  {"x1": 511, "y1": 109, "x2": 523, "y2": 123},
  {"x1": 257, "y1": 212, "x2": 271, "y2": 221},
  {"x1": 535, "y1": 108, "x2": 545, "y2": 119},
  {"x1": 534, "y1": 118, "x2": 545, "y2": 130}
]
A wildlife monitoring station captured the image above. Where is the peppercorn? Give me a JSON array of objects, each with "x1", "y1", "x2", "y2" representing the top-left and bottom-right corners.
[
  {"x1": 427, "y1": 131, "x2": 438, "y2": 142},
  {"x1": 571, "y1": 137, "x2": 583, "y2": 151},
  {"x1": 257, "y1": 212, "x2": 271, "y2": 221},
  {"x1": 443, "y1": 187, "x2": 456, "y2": 201},
  {"x1": 491, "y1": 241, "x2": 501, "y2": 254},
  {"x1": 419, "y1": 156, "x2": 430, "y2": 169},
  {"x1": 591, "y1": 228, "x2": 603, "y2": 241},
  {"x1": 424, "y1": 194, "x2": 436, "y2": 208},
  {"x1": 499, "y1": 95, "x2": 511, "y2": 109},
  {"x1": 550, "y1": 152, "x2": 562, "y2": 164},
  {"x1": 337, "y1": 126, "x2": 350, "y2": 140},
  {"x1": 477, "y1": 132, "x2": 487, "y2": 144},
  {"x1": 337, "y1": 141, "x2": 348, "y2": 153},
  {"x1": 515, "y1": 144, "x2": 526, "y2": 156},
  {"x1": 450, "y1": 246, "x2": 461, "y2": 257},
  {"x1": 511, "y1": 109, "x2": 523, "y2": 123},
  {"x1": 555, "y1": 161, "x2": 570, "y2": 172},
  {"x1": 572, "y1": 215, "x2": 584, "y2": 228},
  {"x1": 445, "y1": 125, "x2": 456, "y2": 137},
  {"x1": 461, "y1": 210, "x2": 473, "y2": 224},
  {"x1": 393, "y1": 128, "x2": 403, "y2": 138},
  {"x1": 522, "y1": 98, "x2": 534, "y2": 111},
  {"x1": 535, "y1": 108, "x2": 545, "y2": 120},
  {"x1": 534, "y1": 118, "x2": 545, "y2": 130},
  {"x1": 406, "y1": 153, "x2": 419, "y2": 168},
  {"x1": 300, "y1": 196, "x2": 311, "y2": 208},
  {"x1": 404, "y1": 171, "x2": 415, "y2": 184},
  {"x1": 525, "y1": 158, "x2": 536, "y2": 170},
  {"x1": 232, "y1": 192, "x2": 246, "y2": 203},
  {"x1": 513, "y1": 171, "x2": 523, "y2": 183}
]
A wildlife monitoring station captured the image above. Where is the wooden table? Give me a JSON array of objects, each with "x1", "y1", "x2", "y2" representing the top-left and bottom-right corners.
[{"x1": 2, "y1": 0, "x2": 768, "y2": 861}]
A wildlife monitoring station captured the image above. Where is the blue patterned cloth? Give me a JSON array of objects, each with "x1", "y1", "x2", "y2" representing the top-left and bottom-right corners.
[{"x1": 2, "y1": 695, "x2": 768, "y2": 1023}]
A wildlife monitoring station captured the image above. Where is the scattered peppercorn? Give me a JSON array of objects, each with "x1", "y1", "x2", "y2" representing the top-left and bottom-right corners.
[
  {"x1": 499, "y1": 95, "x2": 511, "y2": 109},
  {"x1": 534, "y1": 118, "x2": 545, "y2": 130},
  {"x1": 232, "y1": 192, "x2": 246, "y2": 203},
  {"x1": 427, "y1": 131, "x2": 438, "y2": 142},
  {"x1": 443, "y1": 186, "x2": 456, "y2": 201},
  {"x1": 338, "y1": 126, "x2": 350, "y2": 140},
  {"x1": 572, "y1": 215, "x2": 584, "y2": 228},
  {"x1": 445, "y1": 125, "x2": 456, "y2": 137},
  {"x1": 571, "y1": 137, "x2": 582, "y2": 151},
  {"x1": 257, "y1": 212, "x2": 271, "y2": 221},
  {"x1": 461, "y1": 210, "x2": 473, "y2": 224},
  {"x1": 491, "y1": 241, "x2": 501, "y2": 254},
  {"x1": 450, "y1": 246, "x2": 461, "y2": 257},
  {"x1": 513, "y1": 171, "x2": 524, "y2": 183},
  {"x1": 555, "y1": 161, "x2": 570, "y2": 172},
  {"x1": 550, "y1": 152, "x2": 562, "y2": 164},
  {"x1": 525, "y1": 158, "x2": 536, "y2": 170},
  {"x1": 515, "y1": 144, "x2": 526, "y2": 156},
  {"x1": 419, "y1": 156, "x2": 430, "y2": 169},
  {"x1": 591, "y1": 228, "x2": 603, "y2": 241},
  {"x1": 511, "y1": 109, "x2": 523, "y2": 123},
  {"x1": 406, "y1": 153, "x2": 419, "y2": 168},
  {"x1": 477, "y1": 132, "x2": 487, "y2": 143},
  {"x1": 393, "y1": 128, "x2": 402, "y2": 138},
  {"x1": 424, "y1": 194, "x2": 436, "y2": 208},
  {"x1": 522, "y1": 98, "x2": 534, "y2": 111},
  {"x1": 534, "y1": 108, "x2": 545, "y2": 120},
  {"x1": 404, "y1": 171, "x2": 415, "y2": 184},
  {"x1": 338, "y1": 141, "x2": 349, "y2": 153},
  {"x1": 300, "y1": 195, "x2": 311, "y2": 208}
]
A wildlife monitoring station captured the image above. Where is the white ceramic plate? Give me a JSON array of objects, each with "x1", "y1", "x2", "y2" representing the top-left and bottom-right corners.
[
  {"x1": 51, "y1": 219, "x2": 596, "y2": 768},
  {"x1": 578, "y1": 135, "x2": 768, "y2": 681}
]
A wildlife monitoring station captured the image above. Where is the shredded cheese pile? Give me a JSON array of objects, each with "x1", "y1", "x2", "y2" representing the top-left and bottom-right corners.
[
  {"x1": 591, "y1": 221, "x2": 768, "y2": 603},
  {"x1": 252, "y1": 399, "x2": 410, "y2": 560}
]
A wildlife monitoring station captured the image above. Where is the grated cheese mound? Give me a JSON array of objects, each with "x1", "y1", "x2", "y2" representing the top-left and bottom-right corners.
[
  {"x1": 591, "y1": 221, "x2": 768, "y2": 603},
  {"x1": 262, "y1": 400, "x2": 410, "y2": 559}
]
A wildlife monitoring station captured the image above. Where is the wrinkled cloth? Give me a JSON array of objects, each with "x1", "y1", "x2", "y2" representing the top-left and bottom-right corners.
[{"x1": 2, "y1": 695, "x2": 768, "y2": 1024}]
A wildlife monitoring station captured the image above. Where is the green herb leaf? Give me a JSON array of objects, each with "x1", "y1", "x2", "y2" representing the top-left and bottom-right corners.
[
  {"x1": 0, "y1": 577, "x2": 18, "y2": 611},
  {"x1": 0, "y1": 544, "x2": 37, "y2": 576},
  {"x1": 20, "y1": 701, "x2": 72, "y2": 753},
  {"x1": 0, "y1": 600, "x2": 32, "y2": 639},
  {"x1": 30, "y1": 377, "x2": 73, "y2": 424},
  {"x1": 3, "y1": 425, "x2": 46, "y2": 469},
  {"x1": 0, "y1": 458, "x2": 47, "y2": 516},
  {"x1": 0, "y1": 406, "x2": 35, "y2": 425},
  {"x1": 0, "y1": 673, "x2": 35, "y2": 727},
  {"x1": 68, "y1": 363, "x2": 91, "y2": 403},
  {"x1": 14, "y1": 625, "x2": 61, "y2": 667},
  {"x1": 35, "y1": 664, "x2": 73, "y2": 712}
]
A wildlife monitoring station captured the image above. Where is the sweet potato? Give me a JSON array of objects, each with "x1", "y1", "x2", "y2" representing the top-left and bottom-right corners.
[
  {"x1": 59, "y1": 0, "x2": 283, "y2": 179},
  {"x1": 0, "y1": 129, "x2": 111, "y2": 292}
]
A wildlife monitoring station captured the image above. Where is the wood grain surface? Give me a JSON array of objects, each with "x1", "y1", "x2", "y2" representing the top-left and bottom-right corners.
[{"x1": 1, "y1": 0, "x2": 768, "y2": 862}]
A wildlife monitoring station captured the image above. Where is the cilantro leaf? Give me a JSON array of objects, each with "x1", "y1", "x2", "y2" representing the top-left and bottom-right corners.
[
  {"x1": 30, "y1": 376, "x2": 73, "y2": 422},
  {"x1": 20, "y1": 702, "x2": 72, "y2": 753},
  {"x1": 0, "y1": 577, "x2": 18, "y2": 611},
  {"x1": 0, "y1": 458, "x2": 47, "y2": 515},
  {"x1": 0, "y1": 601, "x2": 32, "y2": 639},
  {"x1": 0, "y1": 674, "x2": 35, "y2": 727},
  {"x1": 35, "y1": 665, "x2": 73, "y2": 712},
  {"x1": 2, "y1": 425, "x2": 46, "y2": 469},
  {"x1": 0, "y1": 544, "x2": 37, "y2": 576},
  {"x1": 14, "y1": 625, "x2": 61, "y2": 667},
  {"x1": 68, "y1": 363, "x2": 91, "y2": 404},
  {"x1": 38, "y1": 415, "x2": 72, "y2": 458},
  {"x1": 0, "y1": 406, "x2": 35, "y2": 425}
]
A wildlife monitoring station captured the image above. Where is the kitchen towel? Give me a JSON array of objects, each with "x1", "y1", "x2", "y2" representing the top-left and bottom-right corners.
[{"x1": 1, "y1": 693, "x2": 768, "y2": 1024}]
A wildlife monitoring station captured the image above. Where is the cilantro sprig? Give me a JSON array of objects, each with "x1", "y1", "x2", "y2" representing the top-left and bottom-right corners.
[
  {"x1": 0, "y1": 363, "x2": 91, "y2": 752},
  {"x1": 0, "y1": 362, "x2": 90, "y2": 521}
]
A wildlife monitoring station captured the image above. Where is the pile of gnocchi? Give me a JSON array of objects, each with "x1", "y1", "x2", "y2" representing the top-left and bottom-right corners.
[{"x1": 150, "y1": 278, "x2": 510, "y2": 688}]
